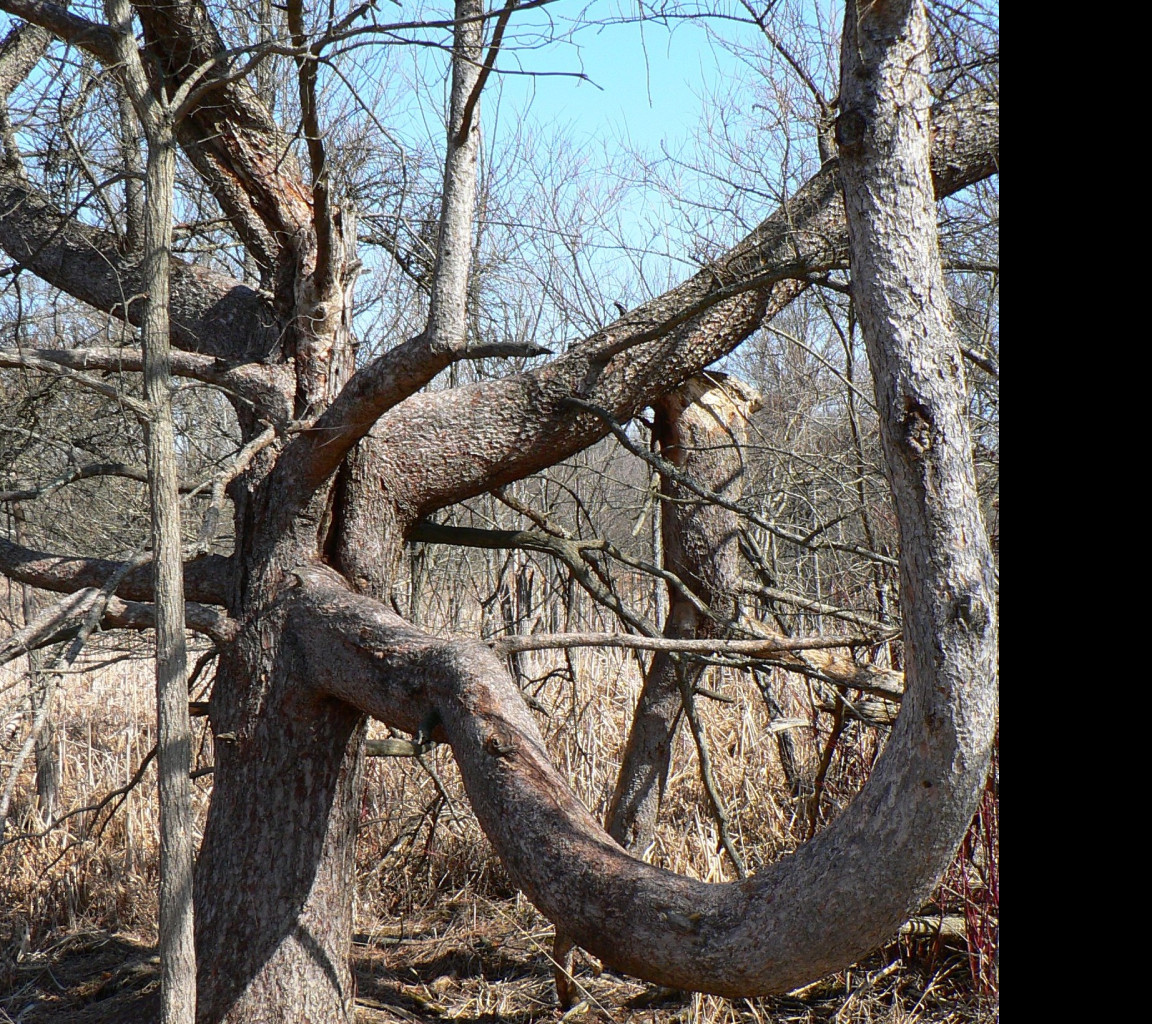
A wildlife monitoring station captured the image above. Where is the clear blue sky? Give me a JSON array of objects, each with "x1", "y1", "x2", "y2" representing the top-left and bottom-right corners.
[{"x1": 491, "y1": 8, "x2": 745, "y2": 154}]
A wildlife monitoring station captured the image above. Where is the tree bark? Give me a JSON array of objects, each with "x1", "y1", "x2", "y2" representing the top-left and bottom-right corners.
[
  {"x1": 606, "y1": 373, "x2": 762, "y2": 852},
  {"x1": 194, "y1": 606, "x2": 366, "y2": 1024},
  {"x1": 143, "y1": 129, "x2": 198, "y2": 1024},
  {"x1": 106, "y1": 0, "x2": 199, "y2": 1009}
]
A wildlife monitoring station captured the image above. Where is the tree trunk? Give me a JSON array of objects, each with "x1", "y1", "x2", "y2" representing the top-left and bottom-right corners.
[
  {"x1": 606, "y1": 373, "x2": 761, "y2": 852},
  {"x1": 140, "y1": 124, "x2": 198, "y2": 1024},
  {"x1": 193, "y1": 327, "x2": 375, "y2": 1024},
  {"x1": 190, "y1": 2, "x2": 486, "y2": 1014},
  {"x1": 194, "y1": 495, "x2": 421, "y2": 1024},
  {"x1": 194, "y1": 614, "x2": 367, "y2": 1024},
  {"x1": 552, "y1": 375, "x2": 760, "y2": 1004},
  {"x1": 14, "y1": 506, "x2": 59, "y2": 823},
  {"x1": 105, "y1": 0, "x2": 201, "y2": 1009}
]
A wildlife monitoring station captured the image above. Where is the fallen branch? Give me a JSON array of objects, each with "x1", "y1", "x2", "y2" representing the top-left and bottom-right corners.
[
  {"x1": 490, "y1": 629, "x2": 904, "y2": 701},
  {"x1": 899, "y1": 915, "x2": 969, "y2": 943},
  {"x1": 490, "y1": 631, "x2": 880, "y2": 657}
]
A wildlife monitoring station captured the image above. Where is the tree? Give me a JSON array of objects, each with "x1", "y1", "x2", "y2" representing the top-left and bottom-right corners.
[{"x1": 0, "y1": 1, "x2": 998, "y2": 1021}]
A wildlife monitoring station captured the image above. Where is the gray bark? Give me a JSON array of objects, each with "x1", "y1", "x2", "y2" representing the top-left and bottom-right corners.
[
  {"x1": 106, "y1": 0, "x2": 197, "y2": 1015},
  {"x1": 143, "y1": 130, "x2": 198, "y2": 1024},
  {"x1": 426, "y1": 0, "x2": 483, "y2": 357}
]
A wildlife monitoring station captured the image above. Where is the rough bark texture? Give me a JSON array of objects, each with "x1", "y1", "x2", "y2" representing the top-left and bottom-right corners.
[
  {"x1": 141, "y1": 130, "x2": 198, "y2": 1024},
  {"x1": 0, "y1": 1, "x2": 998, "y2": 1018},
  {"x1": 194, "y1": 605, "x2": 366, "y2": 1024},
  {"x1": 605, "y1": 373, "x2": 762, "y2": 852},
  {"x1": 107, "y1": 0, "x2": 200, "y2": 1008}
]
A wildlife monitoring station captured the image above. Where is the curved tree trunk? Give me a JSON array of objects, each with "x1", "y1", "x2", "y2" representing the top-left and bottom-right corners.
[{"x1": 293, "y1": 0, "x2": 993, "y2": 999}]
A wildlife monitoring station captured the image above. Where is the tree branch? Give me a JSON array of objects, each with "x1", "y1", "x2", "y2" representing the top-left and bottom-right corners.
[
  {"x1": 456, "y1": 0, "x2": 518, "y2": 145},
  {"x1": 0, "y1": 0, "x2": 118, "y2": 63},
  {"x1": 411, "y1": 519, "x2": 660, "y2": 637},
  {"x1": 287, "y1": 0, "x2": 333, "y2": 292},
  {"x1": 0, "y1": 174, "x2": 281, "y2": 361},
  {"x1": 0, "y1": 19, "x2": 49, "y2": 175},
  {"x1": 740, "y1": 582, "x2": 889, "y2": 633},
  {"x1": 1, "y1": 545, "x2": 148, "y2": 830},
  {"x1": 561, "y1": 395, "x2": 899, "y2": 568},
  {"x1": 0, "y1": 349, "x2": 153, "y2": 417},
  {"x1": 264, "y1": 90, "x2": 995, "y2": 525},
  {"x1": 411, "y1": 522, "x2": 903, "y2": 699},
  {"x1": 0, "y1": 346, "x2": 293, "y2": 423},
  {"x1": 0, "y1": 587, "x2": 237, "y2": 666},
  {"x1": 275, "y1": 565, "x2": 972, "y2": 996},
  {"x1": 489, "y1": 631, "x2": 881, "y2": 658},
  {"x1": 352, "y1": 93, "x2": 997, "y2": 520},
  {"x1": 132, "y1": 0, "x2": 311, "y2": 274},
  {"x1": 0, "y1": 460, "x2": 196, "y2": 503},
  {"x1": 0, "y1": 536, "x2": 231, "y2": 605}
]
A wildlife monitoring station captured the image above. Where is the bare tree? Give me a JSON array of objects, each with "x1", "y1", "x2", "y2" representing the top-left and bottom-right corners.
[{"x1": 0, "y1": 1, "x2": 997, "y2": 1021}]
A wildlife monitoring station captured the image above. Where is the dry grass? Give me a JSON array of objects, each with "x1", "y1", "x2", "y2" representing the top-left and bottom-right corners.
[{"x1": 0, "y1": 633, "x2": 997, "y2": 1023}]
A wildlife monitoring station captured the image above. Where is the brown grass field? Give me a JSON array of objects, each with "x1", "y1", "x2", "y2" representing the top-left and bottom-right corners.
[{"x1": 1, "y1": 625, "x2": 997, "y2": 1024}]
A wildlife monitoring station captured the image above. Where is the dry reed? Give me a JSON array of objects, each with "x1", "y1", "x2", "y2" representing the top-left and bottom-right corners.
[{"x1": 1, "y1": 617, "x2": 997, "y2": 1023}]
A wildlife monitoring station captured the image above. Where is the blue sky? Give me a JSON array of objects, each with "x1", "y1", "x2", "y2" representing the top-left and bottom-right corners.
[
  {"x1": 463, "y1": 4, "x2": 775, "y2": 297},
  {"x1": 491, "y1": 8, "x2": 745, "y2": 154}
]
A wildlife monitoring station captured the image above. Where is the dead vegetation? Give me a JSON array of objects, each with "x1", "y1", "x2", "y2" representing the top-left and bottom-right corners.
[{"x1": 1, "y1": 624, "x2": 997, "y2": 1023}]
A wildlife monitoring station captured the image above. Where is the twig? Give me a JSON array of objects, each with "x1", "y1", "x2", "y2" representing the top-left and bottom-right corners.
[
  {"x1": 806, "y1": 694, "x2": 847, "y2": 841},
  {"x1": 560, "y1": 397, "x2": 898, "y2": 568},
  {"x1": 833, "y1": 960, "x2": 903, "y2": 1022},
  {"x1": 0, "y1": 743, "x2": 155, "y2": 850},
  {"x1": 741, "y1": 582, "x2": 889, "y2": 632},
  {"x1": 676, "y1": 664, "x2": 746, "y2": 878},
  {"x1": 491, "y1": 631, "x2": 877, "y2": 657},
  {"x1": 187, "y1": 426, "x2": 277, "y2": 556}
]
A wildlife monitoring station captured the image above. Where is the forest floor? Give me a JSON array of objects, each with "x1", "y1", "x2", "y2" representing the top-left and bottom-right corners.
[
  {"x1": 2, "y1": 905, "x2": 996, "y2": 1024},
  {"x1": 1, "y1": 644, "x2": 996, "y2": 1024}
]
